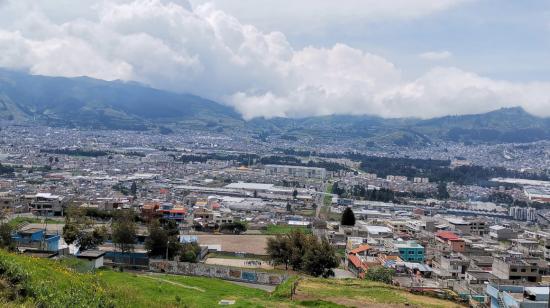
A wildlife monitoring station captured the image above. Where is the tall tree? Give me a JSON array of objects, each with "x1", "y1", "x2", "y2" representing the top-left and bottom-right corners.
[
  {"x1": 112, "y1": 211, "x2": 137, "y2": 259},
  {"x1": 340, "y1": 207, "x2": 356, "y2": 226},
  {"x1": 288, "y1": 229, "x2": 310, "y2": 271},
  {"x1": 0, "y1": 210, "x2": 14, "y2": 250},
  {"x1": 292, "y1": 189, "x2": 298, "y2": 199},
  {"x1": 145, "y1": 220, "x2": 169, "y2": 258},
  {"x1": 437, "y1": 182, "x2": 450, "y2": 200},
  {"x1": 266, "y1": 235, "x2": 292, "y2": 269},
  {"x1": 303, "y1": 238, "x2": 339, "y2": 278},
  {"x1": 130, "y1": 181, "x2": 138, "y2": 197}
]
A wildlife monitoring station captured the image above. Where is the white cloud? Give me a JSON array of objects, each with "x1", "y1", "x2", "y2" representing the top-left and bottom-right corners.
[
  {"x1": 419, "y1": 50, "x2": 452, "y2": 61},
  {"x1": 189, "y1": 0, "x2": 474, "y2": 34},
  {"x1": 0, "y1": 0, "x2": 549, "y2": 120}
]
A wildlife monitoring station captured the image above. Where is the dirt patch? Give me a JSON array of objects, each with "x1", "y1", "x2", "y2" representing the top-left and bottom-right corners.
[{"x1": 197, "y1": 234, "x2": 269, "y2": 255}]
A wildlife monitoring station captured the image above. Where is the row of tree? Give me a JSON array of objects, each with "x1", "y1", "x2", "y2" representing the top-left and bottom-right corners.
[
  {"x1": 267, "y1": 230, "x2": 338, "y2": 278},
  {"x1": 62, "y1": 207, "x2": 200, "y2": 262}
]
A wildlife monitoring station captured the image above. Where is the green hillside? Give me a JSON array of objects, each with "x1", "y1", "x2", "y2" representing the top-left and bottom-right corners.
[{"x1": 0, "y1": 250, "x2": 461, "y2": 307}]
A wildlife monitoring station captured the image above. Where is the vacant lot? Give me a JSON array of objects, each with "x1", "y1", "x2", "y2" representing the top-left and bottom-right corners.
[{"x1": 197, "y1": 234, "x2": 270, "y2": 255}]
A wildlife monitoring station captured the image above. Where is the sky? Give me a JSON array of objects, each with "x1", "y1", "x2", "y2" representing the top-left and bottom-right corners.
[{"x1": 0, "y1": 0, "x2": 549, "y2": 119}]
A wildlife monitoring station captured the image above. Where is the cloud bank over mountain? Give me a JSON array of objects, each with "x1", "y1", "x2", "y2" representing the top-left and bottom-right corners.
[{"x1": 0, "y1": 0, "x2": 549, "y2": 119}]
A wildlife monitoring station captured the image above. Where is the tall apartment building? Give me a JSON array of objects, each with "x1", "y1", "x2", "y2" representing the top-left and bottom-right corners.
[{"x1": 509, "y1": 207, "x2": 537, "y2": 221}]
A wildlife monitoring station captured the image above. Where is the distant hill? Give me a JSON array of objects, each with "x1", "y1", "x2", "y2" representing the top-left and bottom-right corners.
[
  {"x1": 0, "y1": 69, "x2": 548, "y2": 144},
  {"x1": 0, "y1": 69, "x2": 241, "y2": 130},
  {"x1": 256, "y1": 107, "x2": 550, "y2": 144},
  {"x1": 414, "y1": 107, "x2": 550, "y2": 143}
]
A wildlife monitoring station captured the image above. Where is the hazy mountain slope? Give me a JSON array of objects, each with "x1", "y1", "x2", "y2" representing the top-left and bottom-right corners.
[
  {"x1": 0, "y1": 69, "x2": 240, "y2": 129},
  {"x1": 0, "y1": 69, "x2": 548, "y2": 144}
]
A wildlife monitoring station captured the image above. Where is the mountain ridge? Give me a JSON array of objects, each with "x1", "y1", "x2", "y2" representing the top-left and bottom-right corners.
[{"x1": 0, "y1": 69, "x2": 548, "y2": 144}]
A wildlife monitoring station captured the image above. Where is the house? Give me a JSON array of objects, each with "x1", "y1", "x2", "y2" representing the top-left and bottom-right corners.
[
  {"x1": 465, "y1": 270, "x2": 497, "y2": 285},
  {"x1": 76, "y1": 250, "x2": 106, "y2": 269},
  {"x1": 492, "y1": 255, "x2": 545, "y2": 282},
  {"x1": 394, "y1": 241, "x2": 424, "y2": 263},
  {"x1": 435, "y1": 231, "x2": 465, "y2": 253},
  {"x1": 433, "y1": 254, "x2": 469, "y2": 279},
  {"x1": 446, "y1": 218, "x2": 488, "y2": 236},
  {"x1": 27, "y1": 193, "x2": 66, "y2": 216},
  {"x1": 12, "y1": 228, "x2": 60, "y2": 252},
  {"x1": 486, "y1": 284, "x2": 549, "y2": 308},
  {"x1": 488, "y1": 225, "x2": 514, "y2": 241}
]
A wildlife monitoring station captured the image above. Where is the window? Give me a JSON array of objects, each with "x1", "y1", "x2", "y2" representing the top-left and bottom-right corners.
[
  {"x1": 511, "y1": 268, "x2": 517, "y2": 272},
  {"x1": 521, "y1": 269, "x2": 526, "y2": 273},
  {"x1": 409, "y1": 251, "x2": 414, "y2": 255}
]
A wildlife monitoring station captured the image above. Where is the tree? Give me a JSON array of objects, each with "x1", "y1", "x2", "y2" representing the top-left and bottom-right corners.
[
  {"x1": 267, "y1": 230, "x2": 338, "y2": 276},
  {"x1": 292, "y1": 189, "x2": 298, "y2": 199},
  {"x1": 63, "y1": 206, "x2": 106, "y2": 251},
  {"x1": 286, "y1": 202, "x2": 292, "y2": 212},
  {"x1": 0, "y1": 223, "x2": 14, "y2": 250},
  {"x1": 219, "y1": 222, "x2": 247, "y2": 234},
  {"x1": 145, "y1": 220, "x2": 169, "y2": 258},
  {"x1": 437, "y1": 182, "x2": 450, "y2": 200},
  {"x1": 179, "y1": 242, "x2": 201, "y2": 262},
  {"x1": 365, "y1": 267, "x2": 395, "y2": 284},
  {"x1": 288, "y1": 229, "x2": 310, "y2": 271},
  {"x1": 130, "y1": 181, "x2": 138, "y2": 197},
  {"x1": 340, "y1": 207, "x2": 356, "y2": 226},
  {"x1": 303, "y1": 238, "x2": 339, "y2": 278},
  {"x1": 112, "y1": 211, "x2": 137, "y2": 259},
  {"x1": 266, "y1": 235, "x2": 292, "y2": 269}
]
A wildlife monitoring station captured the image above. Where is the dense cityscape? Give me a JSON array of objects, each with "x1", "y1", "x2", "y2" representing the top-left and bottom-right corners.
[
  {"x1": 0, "y1": 122, "x2": 549, "y2": 306},
  {"x1": 2, "y1": 0, "x2": 550, "y2": 307}
]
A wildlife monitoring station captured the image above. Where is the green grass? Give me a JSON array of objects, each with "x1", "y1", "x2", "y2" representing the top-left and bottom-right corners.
[
  {"x1": 296, "y1": 279, "x2": 462, "y2": 308},
  {"x1": 262, "y1": 225, "x2": 313, "y2": 235},
  {"x1": 101, "y1": 270, "x2": 273, "y2": 307},
  {"x1": 323, "y1": 183, "x2": 333, "y2": 207},
  {"x1": 0, "y1": 250, "x2": 460, "y2": 308},
  {"x1": 207, "y1": 252, "x2": 269, "y2": 261},
  {"x1": 7, "y1": 217, "x2": 64, "y2": 228}
]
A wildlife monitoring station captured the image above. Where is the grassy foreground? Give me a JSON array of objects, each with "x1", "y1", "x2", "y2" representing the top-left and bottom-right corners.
[{"x1": 0, "y1": 250, "x2": 461, "y2": 307}]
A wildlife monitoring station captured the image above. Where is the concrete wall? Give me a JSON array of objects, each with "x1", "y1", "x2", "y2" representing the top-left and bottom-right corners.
[{"x1": 149, "y1": 260, "x2": 287, "y2": 285}]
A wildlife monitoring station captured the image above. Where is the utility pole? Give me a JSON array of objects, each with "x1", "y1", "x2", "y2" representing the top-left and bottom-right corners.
[{"x1": 166, "y1": 240, "x2": 170, "y2": 260}]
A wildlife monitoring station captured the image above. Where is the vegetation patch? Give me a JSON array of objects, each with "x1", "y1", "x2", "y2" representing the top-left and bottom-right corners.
[{"x1": 263, "y1": 225, "x2": 312, "y2": 235}]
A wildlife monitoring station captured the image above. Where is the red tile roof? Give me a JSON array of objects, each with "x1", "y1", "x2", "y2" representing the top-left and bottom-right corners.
[
  {"x1": 436, "y1": 231, "x2": 460, "y2": 241},
  {"x1": 348, "y1": 255, "x2": 363, "y2": 268},
  {"x1": 349, "y1": 245, "x2": 370, "y2": 254}
]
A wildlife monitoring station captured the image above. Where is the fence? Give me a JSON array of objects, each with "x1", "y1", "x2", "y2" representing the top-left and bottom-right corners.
[{"x1": 149, "y1": 260, "x2": 288, "y2": 285}]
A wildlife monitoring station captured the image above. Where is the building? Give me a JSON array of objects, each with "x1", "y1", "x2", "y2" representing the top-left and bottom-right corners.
[
  {"x1": 76, "y1": 250, "x2": 106, "y2": 269},
  {"x1": 12, "y1": 228, "x2": 60, "y2": 252},
  {"x1": 488, "y1": 225, "x2": 514, "y2": 241},
  {"x1": 486, "y1": 284, "x2": 549, "y2": 308},
  {"x1": 435, "y1": 231, "x2": 465, "y2": 253},
  {"x1": 433, "y1": 254, "x2": 469, "y2": 279},
  {"x1": 264, "y1": 165, "x2": 326, "y2": 180},
  {"x1": 465, "y1": 270, "x2": 497, "y2": 285},
  {"x1": 27, "y1": 193, "x2": 65, "y2": 216},
  {"x1": 446, "y1": 218, "x2": 488, "y2": 236},
  {"x1": 509, "y1": 206, "x2": 537, "y2": 221},
  {"x1": 394, "y1": 241, "x2": 424, "y2": 262},
  {"x1": 492, "y1": 255, "x2": 545, "y2": 282}
]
